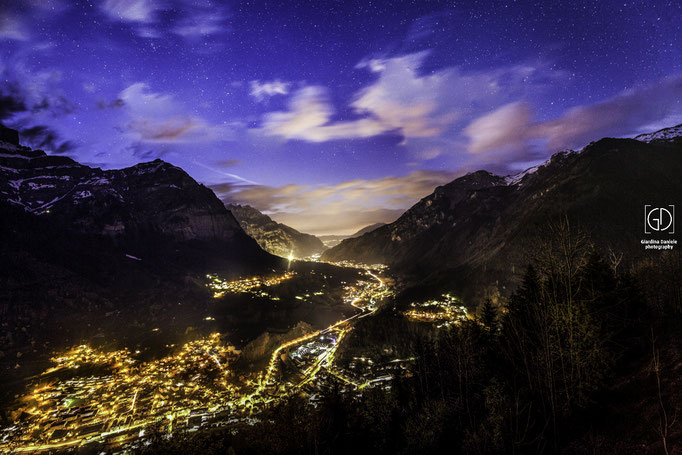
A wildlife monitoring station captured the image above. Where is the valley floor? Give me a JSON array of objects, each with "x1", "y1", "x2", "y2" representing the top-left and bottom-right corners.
[{"x1": 0, "y1": 262, "x2": 396, "y2": 453}]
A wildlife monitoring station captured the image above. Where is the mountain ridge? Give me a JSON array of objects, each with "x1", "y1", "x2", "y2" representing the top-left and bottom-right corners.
[
  {"x1": 226, "y1": 203, "x2": 326, "y2": 258},
  {"x1": 0, "y1": 124, "x2": 278, "y2": 274},
  {"x1": 634, "y1": 123, "x2": 682, "y2": 143},
  {"x1": 322, "y1": 131, "x2": 682, "y2": 302}
]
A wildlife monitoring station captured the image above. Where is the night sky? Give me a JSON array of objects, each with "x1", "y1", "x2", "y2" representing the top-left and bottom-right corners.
[{"x1": 1, "y1": 0, "x2": 681, "y2": 234}]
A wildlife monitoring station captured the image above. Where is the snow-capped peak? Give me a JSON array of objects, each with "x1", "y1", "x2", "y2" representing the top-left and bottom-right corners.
[
  {"x1": 634, "y1": 124, "x2": 682, "y2": 143},
  {"x1": 504, "y1": 166, "x2": 539, "y2": 185},
  {"x1": 503, "y1": 149, "x2": 576, "y2": 186}
]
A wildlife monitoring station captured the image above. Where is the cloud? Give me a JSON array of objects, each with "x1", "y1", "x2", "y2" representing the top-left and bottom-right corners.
[
  {"x1": 173, "y1": 10, "x2": 228, "y2": 38},
  {"x1": 215, "y1": 158, "x2": 241, "y2": 167},
  {"x1": 465, "y1": 102, "x2": 533, "y2": 155},
  {"x1": 100, "y1": 0, "x2": 229, "y2": 39},
  {"x1": 537, "y1": 75, "x2": 682, "y2": 148},
  {"x1": 0, "y1": 11, "x2": 29, "y2": 40},
  {"x1": 0, "y1": 67, "x2": 73, "y2": 121},
  {"x1": 124, "y1": 142, "x2": 170, "y2": 160},
  {"x1": 119, "y1": 82, "x2": 177, "y2": 115},
  {"x1": 350, "y1": 52, "x2": 463, "y2": 138},
  {"x1": 464, "y1": 74, "x2": 682, "y2": 158},
  {"x1": 0, "y1": 52, "x2": 77, "y2": 155},
  {"x1": 118, "y1": 82, "x2": 231, "y2": 143},
  {"x1": 97, "y1": 98, "x2": 126, "y2": 110},
  {"x1": 414, "y1": 147, "x2": 443, "y2": 161},
  {"x1": 101, "y1": 0, "x2": 156, "y2": 23},
  {"x1": 259, "y1": 52, "x2": 564, "y2": 144},
  {"x1": 259, "y1": 86, "x2": 391, "y2": 142},
  {"x1": 0, "y1": 1, "x2": 69, "y2": 41},
  {"x1": 0, "y1": 91, "x2": 28, "y2": 121},
  {"x1": 249, "y1": 80, "x2": 291, "y2": 102},
  {"x1": 19, "y1": 125, "x2": 75, "y2": 154},
  {"x1": 213, "y1": 169, "x2": 458, "y2": 235}
]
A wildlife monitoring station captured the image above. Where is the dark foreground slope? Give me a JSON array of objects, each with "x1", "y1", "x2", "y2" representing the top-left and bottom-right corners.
[{"x1": 323, "y1": 137, "x2": 682, "y2": 301}]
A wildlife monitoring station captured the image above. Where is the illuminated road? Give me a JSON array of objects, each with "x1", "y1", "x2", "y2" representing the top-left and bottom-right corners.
[
  {"x1": 245, "y1": 266, "x2": 390, "y2": 402},
  {"x1": 0, "y1": 264, "x2": 392, "y2": 453}
]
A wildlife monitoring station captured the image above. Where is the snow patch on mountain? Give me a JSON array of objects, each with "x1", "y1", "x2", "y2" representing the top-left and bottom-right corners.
[
  {"x1": 504, "y1": 166, "x2": 539, "y2": 185},
  {"x1": 503, "y1": 150, "x2": 576, "y2": 187},
  {"x1": 635, "y1": 124, "x2": 682, "y2": 143}
]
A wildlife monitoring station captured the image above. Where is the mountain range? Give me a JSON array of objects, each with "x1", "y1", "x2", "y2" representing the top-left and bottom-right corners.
[
  {"x1": 3, "y1": 120, "x2": 681, "y2": 311},
  {"x1": 226, "y1": 203, "x2": 326, "y2": 258},
  {"x1": 323, "y1": 126, "x2": 682, "y2": 302},
  {"x1": 318, "y1": 222, "x2": 387, "y2": 248},
  {"x1": 0, "y1": 125, "x2": 274, "y2": 274}
]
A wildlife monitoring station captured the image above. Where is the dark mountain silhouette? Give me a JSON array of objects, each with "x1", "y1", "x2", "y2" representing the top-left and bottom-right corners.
[
  {"x1": 323, "y1": 131, "x2": 682, "y2": 302},
  {"x1": 0, "y1": 124, "x2": 277, "y2": 274}
]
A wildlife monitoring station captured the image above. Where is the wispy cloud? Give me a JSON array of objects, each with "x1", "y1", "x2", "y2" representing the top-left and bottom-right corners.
[
  {"x1": 0, "y1": 62, "x2": 77, "y2": 154},
  {"x1": 173, "y1": 9, "x2": 228, "y2": 38},
  {"x1": 0, "y1": 1, "x2": 67, "y2": 41},
  {"x1": 118, "y1": 82, "x2": 232, "y2": 143},
  {"x1": 100, "y1": 0, "x2": 229, "y2": 39},
  {"x1": 193, "y1": 160, "x2": 259, "y2": 185},
  {"x1": 0, "y1": 11, "x2": 29, "y2": 41},
  {"x1": 249, "y1": 80, "x2": 291, "y2": 102},
  {"x1": 259, "y1": 86, "x2": 391, "y2": 142},
  {"x1": 258, "y1": 52, "x2": 564, "y2": 145},
  {"x1": 465, "y1": 102, "x2": 533, "y2": 156},
  {"x1": 101, "y1": 0, "x2": 157, "y2": 23},
  {"x1": 213, "y1": 169, "x2": 459, "y2": 235},
  {"x1": 464, "y1": 74, "x2": 682, "y2": 161},
  {"x1": 0, "y1": 65, "x2": 72, "y2": 120},
  {"x1": 19, "y1": 125, "x2": 75, "y2": 154}
]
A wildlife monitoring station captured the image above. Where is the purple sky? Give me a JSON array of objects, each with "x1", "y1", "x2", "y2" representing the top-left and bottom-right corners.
[{"x1": 1, "y1": 0, "x2": 681, "y2": 234}]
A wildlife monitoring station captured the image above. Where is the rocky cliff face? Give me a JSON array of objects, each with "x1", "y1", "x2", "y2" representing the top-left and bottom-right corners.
[{"x1": 226, "y1": 203, "x2": 326, "y2": 258}]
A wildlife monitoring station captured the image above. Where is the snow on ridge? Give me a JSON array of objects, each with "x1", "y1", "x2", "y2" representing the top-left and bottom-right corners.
[
  {"x1": 504, "y1": 166, "x2": 539, "y2": 185},
  {"x1": 27, "y1": 182, "x2": 56, "y2": 190},
  {"x1": 83, "y1": 176, "x2": 111, "y2": 185},
  {"x1": 0, "y1": 165, "x2": 19, "y2": 173},
  {"x1": 503, "y1": 149, "x2": 576, "y2": 187},
  {"x1": 0, "y1": 142, "x2": 21, "y2": 153},
  {"x1": 74, "y1": 190, "x2": 93, "y2": 199},
  {"x1": 635, "y1": 124, "x2": 682, "y2": 143},
  {"x1": 0, "y1": 152, "x2": 30, "y2": 159}
]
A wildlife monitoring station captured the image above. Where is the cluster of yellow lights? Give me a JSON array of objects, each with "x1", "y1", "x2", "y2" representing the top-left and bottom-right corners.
[
  {"x1": 1, "y1": 266, "x2": 392, "y2": 453},
  {"x1": 1, "y1": 334, "x2": 242, "y2": 453},
  {"x1": 206, "y1": 271, "x2": 296, "y2": 298},
  {"x1": 404, "y1": 294, "x2": 469, "y2": 327},
  {"x1": 243, "y1": 267, "x2": 391, "y2": 402}
]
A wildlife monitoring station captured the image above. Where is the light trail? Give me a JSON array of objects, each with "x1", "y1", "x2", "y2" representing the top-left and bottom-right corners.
[
  {"x1": 130, "y1": 389, "x2": 139, "y2": 413},
  {"x1": 2, "y1": 265, "x2": 392, "y2": 453},
  {"x1": 246, "y1": 267, "x2": 389, "y2": 402}
]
